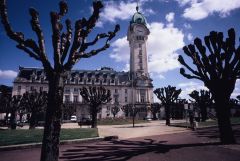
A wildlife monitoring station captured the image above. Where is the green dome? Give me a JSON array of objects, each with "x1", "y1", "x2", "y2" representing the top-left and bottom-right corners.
[{"x1": 131, "y1": 12, "x2": 146, "y2": 25}]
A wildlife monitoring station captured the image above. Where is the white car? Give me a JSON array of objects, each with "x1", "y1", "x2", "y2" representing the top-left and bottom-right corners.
[{"x1": 70, "y1": 115, "x2": 77, "y2": 122}]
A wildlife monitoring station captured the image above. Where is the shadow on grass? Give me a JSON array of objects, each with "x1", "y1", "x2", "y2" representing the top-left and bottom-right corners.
[{"x1": 60, "y1": 139, "x2": 221, "y2": 161}]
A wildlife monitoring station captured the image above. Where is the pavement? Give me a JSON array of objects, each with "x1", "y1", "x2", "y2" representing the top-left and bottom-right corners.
[
  {"x1": 98, "y1": 120, "x2": 190, "y2": 139},
  {"x1": 0, "y1": 125, "x2": 240, "y2": 161}
]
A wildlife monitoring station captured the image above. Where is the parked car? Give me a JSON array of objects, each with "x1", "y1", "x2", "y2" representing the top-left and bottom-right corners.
[
  {"x1": 70, "y1": 115, "x2": 77, "y2": 122},
  {"x1": 78, "y1": 117, "x2": 91, "y2": 127}
]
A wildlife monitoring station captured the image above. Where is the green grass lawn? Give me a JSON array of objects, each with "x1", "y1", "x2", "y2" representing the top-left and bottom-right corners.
[
  {"x1": 98, "y1": 118, "x2": 149, "y2": 125},
  {"x1": 170, "y1": 117, "x2": 240, "y2": 128},
  {"x1": 0, "y1": 128, "x2": 98, "y2": 146}
]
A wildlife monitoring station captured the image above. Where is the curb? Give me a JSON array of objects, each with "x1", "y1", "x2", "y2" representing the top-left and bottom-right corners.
[
  {"x1": 0, "y1": 137, "x2": 105, "y2": 152},
  {"x1": 170, "y1": 123, "x2": 240, "y2": 130}
]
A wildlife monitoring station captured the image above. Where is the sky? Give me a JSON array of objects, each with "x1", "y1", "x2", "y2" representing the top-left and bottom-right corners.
[{"x1": 0, "y1": 0, "x2": 240, "y2": 100}]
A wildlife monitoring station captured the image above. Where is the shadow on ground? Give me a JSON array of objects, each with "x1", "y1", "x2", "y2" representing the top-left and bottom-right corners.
[
  {"x1": 193, "y1": 125, "x2": 240, "y2": 142},
  {"x1": 59, "y1": 139, "x2": 220, "y2": 161}
]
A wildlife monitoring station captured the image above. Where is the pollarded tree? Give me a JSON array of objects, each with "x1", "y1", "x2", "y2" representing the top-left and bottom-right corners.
[
  {"x1": 189, "y1": 90, "x2": 213, "y2": 122},
  {"x1": 0, "y1": 0, "x2": 119, "y2": 160},
  {"x1": 0, "y1": 85, "x2": 12, "y2": 124},
  {"x1": 80, "y1": 86, "x2": 111, "y2": 128},
  {"x1": 150, "y1": 103, "x2": 161, "y2": 120},
  {"x1": 111, "y1": 103, "x2": 120, "y2": 118},
  {"x1": 229, "y1": 98, "x2": 239, "y2": 109},
  {"x1": 237, "y1": 95, "x2": 240, "y2": 102},
  {"x1": 154, "y1": 86, "x2": 181, "y2": 126},
  {"x1": 121, "y1": 104, "x2": 146, "y2": 127},
  {"x1": 21, "y1": 91, "x2": 47, "y2": 129},
  {"x1": 178, "y1": 28, "x2": 240, "y2": 144},
  {"x1": 171, "y1": 99, "x2": 187, "y2": 119},
  {"x1": 62, "y1": 103, "x2": 76, "y2": 120},
  {"x1": 9, "y1": 95, "x2": 22, "y2": 129}
]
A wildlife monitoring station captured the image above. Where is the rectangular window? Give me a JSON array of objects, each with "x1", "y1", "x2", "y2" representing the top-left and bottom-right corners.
[
  {"x1": 74, "y1": 88, "x2": 78, "y2": 92},
  {"x1": 30, "y1": 86, "x2": 34, "y2": 91},
  {"x1": 17, "y1": 86, "x2": 21, "y2": 92},
  {"x1": 141, "y1": 96, "x2": 145, "y2": 103},
  {"x1": 139, "y1": 50, "x2": 142, "y2": 55},
  {"x1": 139, "y1": 44, "x2": 142, "y2": 48},
  {"x1": 125, "y1": 89, "x2": 128, "y2": 94},
  {"x1": 115, "y1": 97, "x2": 118, "y2": 103},
  {"x1": 125, "y1": 97, "x2": 128, "y2": 103},
  {"x1": 65, "y1": 88, "x2": 70, "y2": 93},
  {"x1": 115, "y1": 89, "x2": 118, "y2": 93},
  {"x1": 40, "y1": 87, "x2": 43, "y2": 92},
  {"x1": 73, "y1": 96, "x2": 78, "y2": 102},
  {"x1": 65, "y1": 95, "x2": 70, "y2": 102}
]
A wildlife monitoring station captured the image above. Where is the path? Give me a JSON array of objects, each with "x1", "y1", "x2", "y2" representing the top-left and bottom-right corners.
[{"x1": 98, "y1": 120, "x2": 190, "y2": 139}]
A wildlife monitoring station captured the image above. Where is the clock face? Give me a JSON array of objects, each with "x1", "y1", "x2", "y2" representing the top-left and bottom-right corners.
[{"x1": 135, "y1": 26, "x2": 145, "y2": 35}]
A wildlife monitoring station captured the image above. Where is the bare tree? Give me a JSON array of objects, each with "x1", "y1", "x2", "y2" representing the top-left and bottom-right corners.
[
  {"x1": 0, "y1": 85, "x2": 12, "y2": 125},
  {"x1": 237, "y1": 95, "x2": 240, "y2": 102},
  {"x1": 121, "y1": 104, "x2": 146, "y2": 127},
  {"x1": 9, "y1": 95, "x2": 22, "y2": 129},
  {"x1": 0, "y1": 0, "x2": 119, "y2": 160},
  {"x1": 21, "y1": 91, "x2": 47, "y2": 129},
  {"x1": 150, "y1": 103, "x2": 161, "y2": 120},
  {"x1": 178, "y1": 28, "x2": 240, "y2": 144},
  {"x1": 80, "y1": 86, "x2": 111, "y2": 128},
  {"x1": 189, "y1": 90, "x2": 213, "y2": 122},
  {"x1": 111, "y1": 103, "x2": 120, "y2": 118},
  {"x1": 62, "y1": 103, "x2": 76, "y2": 120},
  {"x1": 154, "y1": 86, "x2": 181, "y2": 126}
]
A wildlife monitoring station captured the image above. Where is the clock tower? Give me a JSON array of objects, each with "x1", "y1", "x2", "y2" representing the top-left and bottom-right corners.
[
  {"x1": 127, "y1": 6, "x2": 153, "y2": 116},
  {"x1": 127, "y1": 6, "x2": 150, "y2": 79}
]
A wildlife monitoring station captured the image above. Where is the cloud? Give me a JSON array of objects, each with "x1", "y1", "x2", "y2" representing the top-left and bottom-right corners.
[
  {"x1": 187, "y1": 33, "x2": 193, "y2": 41},
  {"x1": 97, "y1": 1, "x2": 155, "y2": 25},
  {"x1": 0, "y1": 70, "x2": 17, "y2": 79},
  {"x1": 176, "y1": 0, "x2": 240, "y2": 20},
  {"x1": 183, "y1": 23, "x2": 192, "y2": 29},
  {"x1": 165, "y1": 12, "x2": 175, "y2": 22},
  {"x1": 110, "y1": 22, "x2": 184, "y2": 75},
  {"x1": 110, "y1": 37, "x2": 129, "y2": 62},
  {"x1": 231, "y1": 80, "x2": 240, "y2": 98},
  {"x1": 177, "y1": 81, "x2": 208, "y2": 99}
]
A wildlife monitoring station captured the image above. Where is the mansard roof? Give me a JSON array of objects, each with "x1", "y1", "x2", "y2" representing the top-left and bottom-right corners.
[{"x1": 14, "y1": 66, "x2": 130, "y2": 85}]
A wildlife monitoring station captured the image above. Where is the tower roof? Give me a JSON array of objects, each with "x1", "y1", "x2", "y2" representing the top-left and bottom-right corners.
[{"x1": 130, "y1": 6, "x2": 146, "y2": 25}]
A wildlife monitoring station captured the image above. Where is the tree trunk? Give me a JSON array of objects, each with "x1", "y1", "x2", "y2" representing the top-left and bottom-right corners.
[
  {"x1": 29, "y1": 112, "x2": 37, "y2": 129},
  {"x1": 215, "y1": 96, "x2": 235, "y2": 144},
  {"x1": 200, "y1": 104, "x2": 207, "y2": 122},
  {"x1": 132, "y1": 115, "x2": 135, "y2": 127},
  {"x1": 165, "y1": 105, "x2": 170, "y2": 126},
  {"x1": 40, "y1": 74, "x2": 64, "y2": 161},
  {"x1": 5, "y1": 112, "x2": 9, "y2": 125},
  {"x1": 10, "y1": 110, "x2": 16, "y2": 129},
  {"x1": 153, "y1": 112, "x2": 157, "y2": 120},
  {"x1": 91, "y1": 109, "x2": 97, "y2": 128}
]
